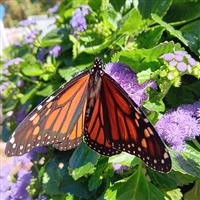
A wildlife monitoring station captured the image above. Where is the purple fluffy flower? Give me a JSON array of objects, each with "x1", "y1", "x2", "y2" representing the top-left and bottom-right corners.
[
  {"x1": 40, "y1": 195, "x2": 47, "y2": 200},
  {"x1": 70, "y1": 5, "x2": 90, "y2": 33},
  {"x1": 161, "y1": 51, "x2": 197, "y2": 74},
  {"x1": 17, "y1": 80, "x2": 25, "y2": 88},
  {"x1": 112, "y1": 163, "x2": 129, "y2": 174},
  {"x1": 0, "y1": 81, "x2": 10, "y2": 96},
  {"x1": 48, "y1": 4, "x2": 59, "y2": 14},
  {"x1": 161, "y1": 53, "x2": 174, "y2": 61},
  {"x1": 188, "y1": 57, "x2": 196, "y2": 66},
  {"x1": 37, "y1": 48, "x2": 47, "y2": 63},
  {"x1": 19, "y1": 18, "x2": 36, "y2": 27},
  {"x1": 156, "y1": 100, "x2": 200, "y2": 151},
  {"x1": 24, "y1": 30, "x2": 39, "y2": 45},
  {"x1": 80, "y1": 5, "x2": 90, "y2": 16},
  {"x1": 49, "y1": 45, "x2": 61, "y2": 58},
  {"x1": 177, "y1": 62, "x2": 187, "y2": 72},
  {"x1": 105, "y1": 63, "x2": 157, "y2": 106},
  {"x1": 3, "y1": 57, "x2": 22, "y2": 68},
  {"x1": 0, "y1": 155, "x2": 32, "y2": 200},
  {"x1": 11, "y1": 170, "x2": 32, "y2": 200}
]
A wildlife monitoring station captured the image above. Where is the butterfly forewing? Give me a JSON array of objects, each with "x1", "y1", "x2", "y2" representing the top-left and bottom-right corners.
[
  {"x1": 5, "y1": 71, "x2": 90, "y2": 156},
  {"x1": 84, "y1": 81, "x2": 122, "y2": 156}
]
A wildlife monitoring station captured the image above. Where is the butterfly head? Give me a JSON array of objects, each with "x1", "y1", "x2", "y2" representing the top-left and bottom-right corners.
[{"x1": 91, "y1": 57, "x2": 104, "y2": 76}]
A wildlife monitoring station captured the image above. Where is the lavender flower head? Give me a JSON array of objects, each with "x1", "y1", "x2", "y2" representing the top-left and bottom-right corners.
[
  {"x1": 2, "y1": 58, "x2": 22, "y2": 75},
  {"x1": 0, "y1": 145, "x2": 47, "y2": 199},
  {"x1": 105, "y1": 63, "x2": 157, "y2": 106},
  {"x1": 161, "y1": 50, "x2": 197, "y2": 74},
  {"x1": 19, "y1": 18, "x2": 36, "y2": 27},
  {"x1": 70, "y1": 5, "x2": 90, "y2": 33},
  {"x1": 24, "y1": 30, "x2": 39, "y2": 45},
  {"x1": 48, "y1": 4, "x2": 59, "y2": 14},
  {"x1": 112, "y1": 163, "x2": 129, "y2": 174},
  {"x1": 156, "y1": 100, "x2": 200, "y2": 151},
  {"x1": 0, "y1": 81, "x2": 10, "y2": 97},
  {"x1": 49, "y1": 45, "x2": 61, "y2": 58}
]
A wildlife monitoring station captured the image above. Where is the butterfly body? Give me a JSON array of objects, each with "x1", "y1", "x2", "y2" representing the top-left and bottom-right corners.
[{"x1": 5, "y1": 58, "x2": 171, "y2": 172}]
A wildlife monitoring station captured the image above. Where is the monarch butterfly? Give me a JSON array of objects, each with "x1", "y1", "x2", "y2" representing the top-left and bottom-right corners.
[{"x1": 5, "y1": 58, "x2": 171, "y2": 172}]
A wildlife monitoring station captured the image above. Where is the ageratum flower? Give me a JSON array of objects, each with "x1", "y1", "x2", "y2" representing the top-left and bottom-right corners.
[
  {"x1": 48, "y1": 4, "x2": 59, "y2": 14},
  {"x1": 156, "y1": 100, "x2": 200, "y2": 151},
  {"x1": 0, "y1": 146, "x2": 46, "y2": 199},
  {"x1": 161, "y1": 50, "x2": 197, "y2": 74},
  {"x1": 105, "y1": 63, "x2": 157, "y2": 106},
  {"x1": 19, "y1": 18, "x2": 36, "y2": 27},
  {"x1": 49, "y1": 45, "x2": 61, "y2": 58},
  {"x1": 24, "y1": 30, "x2": 39, "y2": 46},
  {"x1": 11, "y1": 170, "x2": 32, "y2": 200},
  {"x1": 112, "y1": 163, "x2": 129, "y2": 174},
  {"x1": 0, "y1": 81, "x2": 10, "y2": 96},
  {"x1": 17, "y1": 80, "x2": 25, "y2": 88},
  {"x1": 70, "y1": 5, "x2": 90, "y2": 33}
]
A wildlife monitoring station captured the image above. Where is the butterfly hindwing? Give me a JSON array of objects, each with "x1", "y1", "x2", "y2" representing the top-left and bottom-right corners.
[
  {"x1": 101, "y1": 73, "x2": 171, "y2": 172},
  {"x1": 5, "y1": 71, "x2": 90, "y2": 156}
]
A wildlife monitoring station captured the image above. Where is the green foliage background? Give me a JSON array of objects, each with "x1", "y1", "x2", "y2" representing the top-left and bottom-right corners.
[{"x1": 1, "y1": 0, "x2": 200, "y2": 199}]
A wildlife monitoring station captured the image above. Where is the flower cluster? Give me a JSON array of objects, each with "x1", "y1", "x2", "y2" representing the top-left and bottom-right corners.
[
  {"x1": 48, "y1": 4, "x2": 59, "y2": 14},
  {"x1": 70, "y1": 5, "x2": 90, "y2": 33},
  {"x1": 0, "y1": 81, "x2": 10, "y2": 97},
  {"x1": 161, "y1": 51, "x2": 200, "y2": 84},
  {"x1": 0, "y1": 147, "x2": 46, "y2": 199},
  {"x1": 19, "y1": 18, "x2": 36, "y2": 27},
  {"x1": 2, "y1": 58, "x2": 22, "y2": 75},
  {"x1": 112, "y1": 163, "x2": 129, "y2": 174},
  {"x1": 49, "y1": 45, "x2": 61, "y2": 58},
  {"x1": 156, "y1": 100, "x2": 200, "y2": 151},
  {"x1": 24, "y1": 30, "x2": 39, "y2": 47},
  {"x1": 105, "y1": 63, "x2": 157, "y2": 106}
]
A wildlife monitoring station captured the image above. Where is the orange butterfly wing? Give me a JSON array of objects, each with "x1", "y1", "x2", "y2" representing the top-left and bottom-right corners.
[
  {"x1": 5, "y1": 71, "x2": 90, "y2": 156},
  {"x1": 101, "y1": 73, "x2": 171, "y2": 172},
  {"x1": 84, "y1": 73, "x2": 122, "y2": 156}
]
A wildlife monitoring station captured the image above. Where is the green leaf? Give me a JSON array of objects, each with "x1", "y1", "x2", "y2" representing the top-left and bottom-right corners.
[
  {"x1": 184, "y1": 180, "x2": 200, "y2": 200},
  {"x1": 170, "y1": 144, "x2": 200, "y2": 178},
  {"x1": 137, "y1": 69, "x2": 152, "y2": 84},
  {"x1": 144, "y1": 98, "x2": 165, "y2": 112},
  {"x1": 152, "y1": 14, "x2": 188, "y2": 46},
  {"x1": 137, "y1": 26, "x2": 165, "y2": 48},
  {"x1": 58, "y1": 63, "x2": 90, "y2": 81},
  {"x1": 118, "y1": 9, "x2": 144, "y2": 35},
  {"x1": 71, "y1": 162, "x2": 95, "y2": 181},
  {"x1": 112, "y1": 41, "x2": 181, "y2": 72},
  {"x1": 165, "y1": 188, "x2": 183, "y2": 200},
  {"x1": 105, "y1": 165, "x2": 150, "y2": 200},
  {"x1": 21, "y1": 63, "x2": 44, "y2": 76},
  {"x1": 88, "y1": 157, "x2": 108, "y2": 191},
  {"x1": 138, "y1": 0, "x2": 172, "y2": 19},
  {"x1": 69, "y1": 143, "x2": 100, "y2": 180},
  {"x1": 164, "y1": 1, "x2": 200, "y2": 23},
  {"x1": 40, "y1": 28, "x2": 65, "y2": 47},
  {"x1": 181, "y1": 20, "x2": 200, "y2": 56},
  {"x1": 43, "y1": 161, "x2": 64, "y2": 196},
  {"x1": 149, "y1": 183, "x2": 165, "y2": 200},
  {"x1": 20, "y1": 85, "x2": 41, "y2": 104},
  {"x1": 108, "y1": 152, "x2": 140, "y2": 167},
  {"x1": 36, "y1": 83, "x2": 60, "y2": 97}
]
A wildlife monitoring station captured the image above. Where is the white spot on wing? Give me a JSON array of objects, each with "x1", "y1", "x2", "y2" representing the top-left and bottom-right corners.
[
  {"x1": 46, "y1": 96, "x2": 54, "y2": 103},
  {"x1": 10, "y1": 137, "x2": 15, "y2": 144},
  {"x1": 37, "y1": 105, "x2": 43, "y2": 110},
  {"x1": 30, "y1": 113, "x2": 38, "y2": 121}
]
